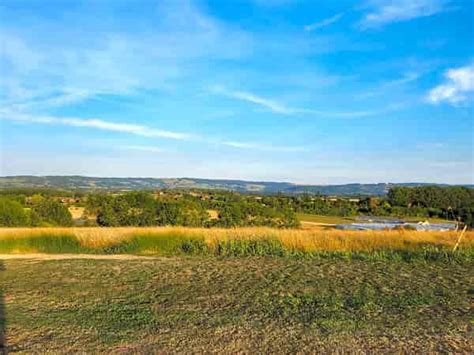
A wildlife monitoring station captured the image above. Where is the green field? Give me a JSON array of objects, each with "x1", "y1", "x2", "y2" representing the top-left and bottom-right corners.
[
  {"x1": 297, "y1": 213, "x2": 356, "y2": 224},
  {"x1": 1, "y1": 256, "x2": 472, "y2": 353}
]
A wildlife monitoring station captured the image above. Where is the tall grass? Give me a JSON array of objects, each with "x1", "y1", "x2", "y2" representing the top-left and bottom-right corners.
[{"x1": 0, "y1": 227, "x2": 472, "y2": 260}]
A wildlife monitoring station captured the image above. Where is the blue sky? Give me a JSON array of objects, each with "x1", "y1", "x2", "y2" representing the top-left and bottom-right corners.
[{"x1": 0, "y1": 0, "x2": 473, "y2": 184}]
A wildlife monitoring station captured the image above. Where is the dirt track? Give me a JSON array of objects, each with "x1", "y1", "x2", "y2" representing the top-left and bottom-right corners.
[{"x1": 0, "y1": 253, "x2": 157, "y2": 260}]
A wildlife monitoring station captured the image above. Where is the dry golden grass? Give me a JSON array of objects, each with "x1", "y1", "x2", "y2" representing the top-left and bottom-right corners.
[
  {"x1": 0, "y1": 226, "x2": 472, "y2": 253},
  {"x1": 68, "y1": 207, "x2": 85, "y2": 219},
  {"x1": 206, "y1": 209, "x2": 219, "y2": 220}
]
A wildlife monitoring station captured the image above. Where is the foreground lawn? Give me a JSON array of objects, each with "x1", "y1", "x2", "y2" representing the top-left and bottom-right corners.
[{"x1": 1, "y1": 257, "x2": 472, "y2": 353}]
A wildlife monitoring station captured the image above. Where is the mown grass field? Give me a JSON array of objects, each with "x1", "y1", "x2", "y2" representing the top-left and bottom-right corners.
[
  {"x1": 0, "y1": 227, "x2": 472, "y2": 352},
  {"x1": 1, "y1": 256, "x2": 473, "y2": 353}
]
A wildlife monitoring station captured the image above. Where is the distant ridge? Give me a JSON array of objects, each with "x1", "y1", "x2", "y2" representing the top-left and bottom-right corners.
[{"x1": 0, "y1": 175, "x2": 472, "y2": 196}]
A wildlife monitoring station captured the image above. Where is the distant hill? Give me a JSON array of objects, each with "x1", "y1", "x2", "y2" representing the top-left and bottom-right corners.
[{"x1": 1, "y1": 176, "x2": 472, "y2": 196}]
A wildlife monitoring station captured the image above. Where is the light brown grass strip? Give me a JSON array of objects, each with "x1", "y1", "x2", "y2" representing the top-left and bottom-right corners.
[
  {"x1": 0, "y1": 227, "x2": 472, "y2": 253},
  {"x1": 0, "y1": 253, "x2": 158, "y2": 260}
]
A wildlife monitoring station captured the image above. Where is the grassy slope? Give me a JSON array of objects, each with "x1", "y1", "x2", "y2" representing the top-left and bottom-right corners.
[
  {"x1": 1, "y1": 257, "x2": 472, "y2": 353},
  {"x1": 297, "y1": 213, "x2": 356, "y2": 224}
]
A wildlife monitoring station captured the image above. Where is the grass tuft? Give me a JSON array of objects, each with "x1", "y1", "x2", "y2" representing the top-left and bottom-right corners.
[{"x1": 0, "y1": 233, "x2": 82, "y2": 254}]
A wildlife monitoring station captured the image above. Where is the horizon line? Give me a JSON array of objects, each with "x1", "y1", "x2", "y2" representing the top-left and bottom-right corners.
[{"x1": 1, "y1": 175, "x2": 472, "y2": 187}]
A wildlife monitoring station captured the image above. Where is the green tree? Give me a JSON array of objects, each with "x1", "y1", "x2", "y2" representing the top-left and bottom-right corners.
[
  {"x1": 458, "y1": 208, "x2": 474, "y2": 228},
  {"x1": 387, "y1": 187, "x2": 411, "y2": 207},
  {"x1": 218, "y1": 204, "x2": 244, "y2": 227},
  {"x1": 31, "y1": 199, "x2": 73, "y2": 226},
  {"x1": 156, "y1": 199, "x2": 208, "y2": 227}
]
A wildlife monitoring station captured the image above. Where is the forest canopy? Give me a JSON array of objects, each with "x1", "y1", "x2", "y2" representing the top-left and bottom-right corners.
[{"x1": 0, "y1": 186, "x2": 472, "y2": 227}]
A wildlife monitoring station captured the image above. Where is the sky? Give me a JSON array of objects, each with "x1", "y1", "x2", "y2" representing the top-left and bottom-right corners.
[{"x1": 0, "y1": 0, "x2": 473, "y2": 184}]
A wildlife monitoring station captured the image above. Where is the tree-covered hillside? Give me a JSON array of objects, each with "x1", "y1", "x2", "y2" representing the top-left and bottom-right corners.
[{"x1": 1, "y1": 176, "x2": 471, "y2": 195}]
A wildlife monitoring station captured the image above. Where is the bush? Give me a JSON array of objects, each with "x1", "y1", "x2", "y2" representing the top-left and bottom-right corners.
[
  {"x1": 0, "y1": 198, "x2": 28, "y2": 226},
  {"x1": 215, "y1": 239, "x2": 287, "y2": 257},
  {"x1": 31, "y1": 199, "x2": 73, "y2": 226},
  {"x1": 156, "y1": 200, "x2": 209, "y2": 227}
]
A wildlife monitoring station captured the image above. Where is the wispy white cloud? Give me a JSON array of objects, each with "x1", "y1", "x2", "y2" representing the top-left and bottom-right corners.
[
  {"x1": 224, "y1": 90, "x2": 294, "y2": 115},
  {"x1": 0, "y1": 1, "x2": 251, "y2": 111},
  {"x1": 297, "y1": 106, "x2": 405, "y2": 118},
  {"x1": 208, "y1": 85, "x2": 293, "y2": 114},
  {"x1": 0, "y1": 111, "x2": 192, "y2": 140},
  {"x1": 358, "y1": 0, "x2": 450, "y2": 29},
  {"x1": 357, "y1": 72, "x2": 421, "y2": 98},
  {"x1": 6, "y1": 88, "x2": 96, "y2": 112},
  {"x1": 0, "y1": 33, "x2": 171, "y2": 107},
  {"x1": 211, "y1": 86, "x2": 403, "y2": 117},
  {"x1": 383, "y1": 72, "x2": 421, "y2": 87},
  {"x1": 305, "y1": 13, "x2": 344, "y2": 31},
  {"x1": 0, "y1": 110, "x2": 308, "y2": 153},
  {"x1": 426, "y1": 63, "x2": 474, "y2": 104}
]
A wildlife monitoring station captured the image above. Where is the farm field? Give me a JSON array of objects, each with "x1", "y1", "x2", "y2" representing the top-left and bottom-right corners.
[
  {"x1": 296, "y1": 213, "x2": 356, "y2": 225},
  {"x1": 1, "y1": 227, "x2": 472, "y2": 352},
  {"x1": 1, "y1": 256, "x2": 473, "y2": 353}
]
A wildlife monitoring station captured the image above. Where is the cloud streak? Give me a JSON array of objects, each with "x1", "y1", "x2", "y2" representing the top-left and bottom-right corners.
[
  {"x1": 213, "y1": 87, "x2": 402, "y2": 117},
  {"x1": 0, "y1": 1, "x2": 252, "y2": 111},
  {"x1": 358, "y1": 0, "x2": 450, "y2": 29},
  {"x1": 0, "y1": 111, "x2": 193, "y2": 140},
  {"x1": 357, "y1": 72, "x2": 421, "y2": 99},
  {"x1": 426, "y1": 63, "x2": 474, "y2": 104},
  {"x1": 305, "y1": 13, "x2": 344, "y2": 31},
  {"x1": 0, "y1": 110, "x2": 306, "y2": 153},
  {"x1": 225, "y1": 90, "x2": 294, "y2": 115}
]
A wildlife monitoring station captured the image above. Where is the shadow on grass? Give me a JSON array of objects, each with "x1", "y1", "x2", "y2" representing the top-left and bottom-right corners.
[{"x1": 0, "y1": 260, "x2": 5, "y2": 354}]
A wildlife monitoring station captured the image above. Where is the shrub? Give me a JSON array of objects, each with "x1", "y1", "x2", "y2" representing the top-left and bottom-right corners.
[
  {"x1": 0, "y1": 198, "x2": 28, "y2": 226},
  {"x1": 31, "y1": 199, "x2": 73, "y2": 226}
]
